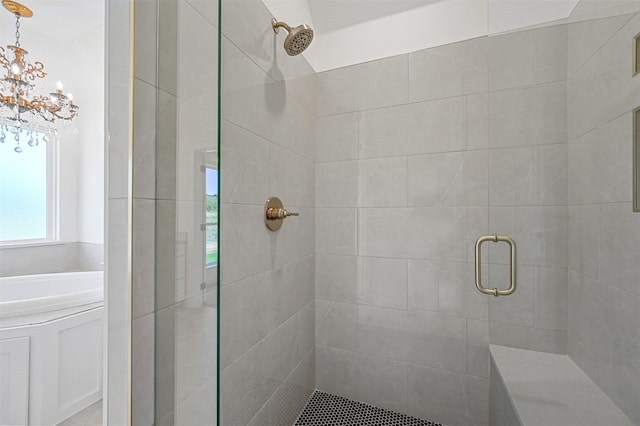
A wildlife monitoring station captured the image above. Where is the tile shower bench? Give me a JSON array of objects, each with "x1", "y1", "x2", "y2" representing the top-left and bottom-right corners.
[{"x1": 489, "y1": 345, "x2": 635, "y2": 426}]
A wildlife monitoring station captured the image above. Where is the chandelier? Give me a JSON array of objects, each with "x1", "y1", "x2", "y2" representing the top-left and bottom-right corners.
[{"x1": 0, "y1": 0, "x2": 79, "y2": 152}]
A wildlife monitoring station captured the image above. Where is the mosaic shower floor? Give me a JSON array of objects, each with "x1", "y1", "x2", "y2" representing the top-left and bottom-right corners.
[{"x1": 295, "y1": 391, "x2": 443, "y2": 426}]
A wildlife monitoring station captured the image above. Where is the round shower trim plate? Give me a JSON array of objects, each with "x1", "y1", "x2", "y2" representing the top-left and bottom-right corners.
[{"x1": 2, "y1": 0, "x2": 33, "y2": 17}]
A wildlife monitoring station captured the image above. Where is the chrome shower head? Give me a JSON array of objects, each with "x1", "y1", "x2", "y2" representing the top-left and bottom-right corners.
[{"x1": 272, "y1": 18, "x2": 314, "y2": 56}]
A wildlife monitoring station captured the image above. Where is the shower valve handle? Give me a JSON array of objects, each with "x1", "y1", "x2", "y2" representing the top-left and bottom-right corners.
[
  {"x1": 266, "y1": 207, "x2": 299, "y2": 220},
  {"x1": 264, "y1": 197, "x2": 299, "y2": 231}
]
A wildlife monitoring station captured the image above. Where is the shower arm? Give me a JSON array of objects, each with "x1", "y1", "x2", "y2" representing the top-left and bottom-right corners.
[{"x1": 272, "y1": 19, "x2": 292, "y2": 34}]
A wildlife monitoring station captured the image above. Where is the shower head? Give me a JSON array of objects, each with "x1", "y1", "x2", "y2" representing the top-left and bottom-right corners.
[{"x1": 271, "y1": 18, "x2": 314, "y2": 56}]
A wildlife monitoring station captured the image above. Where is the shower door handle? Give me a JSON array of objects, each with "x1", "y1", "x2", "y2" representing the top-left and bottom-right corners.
[{"x1": 474, "y1": 235, "x2": 517, "y2": 297}]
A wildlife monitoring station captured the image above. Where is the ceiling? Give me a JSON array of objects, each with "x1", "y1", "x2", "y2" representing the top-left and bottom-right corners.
[
  {"x1": 263, "y1": 0, "x2": 581, "y2": 72},
  {"x1": 0, "y1": 0, "x2": 104, "y2": 43},
  {"x1": 0, "y1": 0, "x2": 581, "y2": 73},
  {"x1": 307, "y1": 0, "x2": 444, "y2": 34}
]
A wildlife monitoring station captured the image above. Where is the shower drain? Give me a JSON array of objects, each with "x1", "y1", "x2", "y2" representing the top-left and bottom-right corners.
[{"x1": 294, "y1": 391, "x2": 443, "y2": 426}]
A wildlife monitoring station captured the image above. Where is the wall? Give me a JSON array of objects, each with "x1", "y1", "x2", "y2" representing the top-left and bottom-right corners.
[
  {"x1": 219, "y1": 0, "x2": 317, "y2": 424},
  {"x1": 314, "y1": 22, "x2": 568, "y2": 426},
  {"x1": 486, "y1": 24, "x2": 569, "y2": 354},
  {"x1": 566, "y1": 2, "x2": 640, "y2": 424},
  {"x1": 0, "y1": 243, "x2": 103, "y2": 277},
  {"x1": 105, "y1": 0, "x2": 133, "y2": 423},
  {"x1": 314, "y1": 39, "x2": 490, "y2": 426}
]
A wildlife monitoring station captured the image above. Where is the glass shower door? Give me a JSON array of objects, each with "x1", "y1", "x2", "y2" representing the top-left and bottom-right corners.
[
  {"x1": 485, "y1": 19, "x2": 569, "y2": 354},
  {"x1": 130, "y1": 0, "x2": 220, "y2": 424},
  {"x1": 485, "y1": 2, "x2": 640, "y2": 424},
  {"x1": 153, "y1": 0, "x2": 220, "y2": 423}
]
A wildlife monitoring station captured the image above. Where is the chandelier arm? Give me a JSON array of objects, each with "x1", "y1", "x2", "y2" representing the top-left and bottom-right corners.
[
  {"x1": 24, "y1": 61, "x2": 46, "y2": 81},
  {"x1": 0, "y1": 47, "x2": 10, "y2": 71}
]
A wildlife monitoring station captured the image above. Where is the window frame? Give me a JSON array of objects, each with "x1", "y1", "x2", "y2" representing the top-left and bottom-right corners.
[
  {"x1": 0, "y1": 129, "x2": 59, "y2": 247},
  {"x1": 204, "y1": 165, "x2": 218, "y2": 270}
]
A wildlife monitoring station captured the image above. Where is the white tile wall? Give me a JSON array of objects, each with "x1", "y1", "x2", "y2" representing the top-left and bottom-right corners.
[
  {"x1": 359, "y1": 97, "x2": 466, "y2": 158},
  {"x1": 314, "y1": 19, "x2": 576, "y2": 426},
  {"x1": 315, "y1": 38, "x2": 494, "y2": 426},
  {"x1": 482, "y1": 23, "x2": 571, "y2": 359},
  {"x1": 107, "y1": 1, "x2": 134, "y2": 423},
  {"x1": 219, "y1": 0, "x2": 317, "y2": 424},
  {"x1": 406, "y1": 364, "x2": 488, "y2": 426},
  {"x1": 409, "y1": 37, "x2": 488, "y2": 103},
  {"x1": 567, "y1": 7, "x2": 640, "y2": 421}
]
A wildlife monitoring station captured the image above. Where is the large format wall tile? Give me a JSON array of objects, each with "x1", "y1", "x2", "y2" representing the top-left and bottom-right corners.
[
  {"x1": 220, "y1": 120, "x2": 271, "y2": 205},
  {"x1": 567, "y1": 7, "x2": 640, "y2": 424},
  {"x1": 568, "y1": 113, "x2": 632, "y2": 205},
  {"x1": 314, "y1": 18, "x2": 574, "y2": 426},
  {"x1": 409, "y1": 37, "x2": 487, "y2": 103},
  {"x1": 488, "y1": 29, "x2": 536, "y2": 91},
  {"x1": 406, "y1": 364, "x2": 488, "y2": 426},
  {"x1": 315, "y1": 161, "x2": 359, "y2": 208},
  {"x1": 488, "y1": 84, "x2": 567, "y2": 149},
  {"x1": 219, "y1": 2, "x2": 317, "y2": 424},
  {"x1": 359, "y1": 207, "x2": 466, "y2": 260},
  {"x1": 359, "y1": 97, "x2": 466, "y2": 158},
  {"x1": 222, "y1": 304, "x2": 315, "y2": 425},
  {"x1": 316, "y1": 113, "x2": 358, "y2": 162},
  {"x1": 567, "y1": 13, "x2": 632, "y2": 77},
  {"x1": 568, "y1": 12, "x2": 640, "y2": 139},
  {"x1": 316, "y1": 55, "x2": 409, "y2": 117},
  {"x1": 316, "y1": 346, "x2": 408, "y2": 413}
]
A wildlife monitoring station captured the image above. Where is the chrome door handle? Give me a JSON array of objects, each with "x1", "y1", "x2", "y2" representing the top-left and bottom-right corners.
[{"x1": 474, "y1": 234, "x2": 517, "y2": 297}]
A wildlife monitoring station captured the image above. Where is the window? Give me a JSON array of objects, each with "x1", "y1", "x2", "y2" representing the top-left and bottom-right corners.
[
  {"x1": 0, "y1": 127, "x2": 57, "y2": 245},
  {"x1": 204, "y1": 167, "x2": 218, "y2": 268}
]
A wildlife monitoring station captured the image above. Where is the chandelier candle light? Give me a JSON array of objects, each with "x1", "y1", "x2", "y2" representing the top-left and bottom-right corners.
[{"x1": 0, "y1": 0, "x2": 79, "y2": 152}]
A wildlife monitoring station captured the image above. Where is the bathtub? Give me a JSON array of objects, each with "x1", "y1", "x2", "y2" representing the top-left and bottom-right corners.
[{"x1": 0, "y1": 271, "x2": 104, "y2": 426}]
